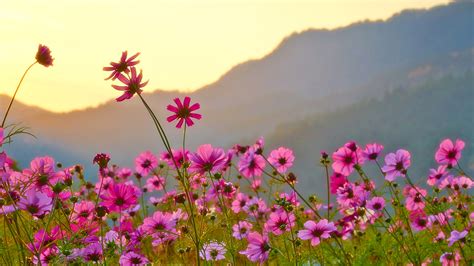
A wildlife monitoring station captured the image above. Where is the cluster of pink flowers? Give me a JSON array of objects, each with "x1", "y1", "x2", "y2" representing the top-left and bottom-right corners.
[{"x1": 0, "y1": 49, "x2": 471, "y2": 265}]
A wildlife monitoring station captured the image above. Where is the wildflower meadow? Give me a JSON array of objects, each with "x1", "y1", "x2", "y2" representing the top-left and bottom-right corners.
[{"x1": 0, "y1": 45, "x2": 472, "y2": 265}]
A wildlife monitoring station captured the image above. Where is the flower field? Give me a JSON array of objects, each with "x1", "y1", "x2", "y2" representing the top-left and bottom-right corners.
[{"x1": 0, "y1": 46, "x2": 472, "y2": 265}]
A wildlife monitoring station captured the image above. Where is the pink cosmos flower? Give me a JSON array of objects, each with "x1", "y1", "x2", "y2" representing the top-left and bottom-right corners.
[
  {"x1": 264, "y1": 210, "x2": 296, "y2": 235},
  {"x1": 435, "y1": 139, "x2": 465, "y2": 166},
  {"x1": 451, "y1": 176, "x2": 473, "y2": 191},
  {"x1": 439, "y1": 251, "x2": 461, "y2": 266},
  {"x1": 200, "y1": 241, "x2": 226, "y2": 261},
  {"x1": 119, "y1": 252, "x2": 149, "y2": 266},
  {"x1": 33, "y1": 247, "x2": 59, "y2": 265},
  {"x1": 410, "y1": 210, "x2": 430, "y2": 231},
  {"x1": 166, "y1": 96, "x2": 202, "y2": 128},
  {"x1": 405, "y1": 186, "x2": 427, "y2": 211},
  {"x1": 367, "y1": 196, "x2": 385, "y2": 211},
  {"x1": 362, "y1": 143, "x2": 384, "y2": 161},
  {"x1": 332, "y1": 146, "x2": 357, "y2": 176},
  {"x1": 381, "y1": 149, "x2": 411, "y2": 182},
  {"x1": 243, "y1": 197, "x2": 268, "y2": 219},
  {"x1": 298, "y1": 219, "x2": 336, "y2": 246},
  {"x1": 188, "y1": 144, "x2": 227, "y2": 174},
  {"x1": 238, "y1": 149, "x2": 266, "y2": 178},
  {"x1": 23, "y1": 156, "x2": 59, "y2": 189},
  {"x1": 447, "y1": 230, "x2": 467, "y2": 246},
  {"x1": 104, "y1": 51, "x2": 140, "y2": 80},
  {"x1": 141, "y1": 210, "x2": 177, "y2": 235},
  {"x1": 232, "y1": 221, "x2": 253, "y2": 240},
  {"x1": 71, "y1": 200, "x2": 95, "y2": 222},
  {"x1": 330, "y1": 172, "x2": 348, "y2": 194},
  {"x1": 145, "y1": 175, "x2": 165, "y2": 192},
  {"x1": 35, "y1": 44, "x2": 54, "y2": 67},
  {"x1": 239, "y1": 232, "x2": 271, "y2": 263},
  {"x1": 268, "y1": 147, "x2": 295, "y2": 173},
  {"x1": 160, "y1": 148, "x2": 190, "y2": 169},
  {"x1": 231, "y1": 193, "x2": 249, "y2": 213},
  {"x1": 427, "y1": 165, "x2": 449, "y2": 186},
  {"x1": 18, "y1": 189, "x2": 53, "y2": 218},
  {"x1": 100, "y1": 182, "x2": 139, "y2": 212},
  {"x1": 112, "y1": 67, "x2": 148, "y2": 102},
  {"x1": 135, "y1": 151, "x2": 158, "y2": 176}
]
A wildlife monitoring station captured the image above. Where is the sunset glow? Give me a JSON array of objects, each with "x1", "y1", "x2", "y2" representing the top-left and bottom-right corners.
[{"x1": 1, "y1": 0, "x2": 450, "y2": 112}]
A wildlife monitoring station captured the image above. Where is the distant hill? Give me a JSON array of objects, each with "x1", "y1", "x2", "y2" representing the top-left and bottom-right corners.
[
  {"x1": 2, "y1": 1, "x2": 473, "y2": 183},
  {"x1": 267, "y1": 73, "x2": 474, "y2": 195}
]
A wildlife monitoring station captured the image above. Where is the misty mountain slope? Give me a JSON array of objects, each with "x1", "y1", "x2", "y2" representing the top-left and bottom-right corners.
[{"x1": 266, "y1": 73, "x2": 474, "y2": 195}]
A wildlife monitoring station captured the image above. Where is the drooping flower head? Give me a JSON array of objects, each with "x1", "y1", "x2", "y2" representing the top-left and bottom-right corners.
[
  {"x1": 239, "y1": 232, "x2": 271, "y2": 263},
  {"x1": 189, "y1": 144, "x2": 227, "y2": 174},
  {"x1": 135, "y1": 151, "x2": 158, "y2": 176},
  {"x1": 298, "y1": 219, "x2": 336, "y2": 246},
  {"x1": 103, "y1": 51, "x2": 140, "y2": 80},
  {"x1": 166, "y1": 96, "x2": 202, "y2": 128},
  {"x1": 112, "y1": 67, "x2": 148, "y2": 102},
  {"x1": 381, "y1": 149, "x2": 411, "y2": 182},
  {"x1": 35, "y1": 44, "x2": 54, "y2": 67},
  {"x1": 200, "y1": 241, "x2": 226, "y2": 261},
  {"x1": 268, "y1": 147, "x2": 295, "y2": 173},
  {"x1": 435, "y1": 139, "x2": 465, "y2": 166}
]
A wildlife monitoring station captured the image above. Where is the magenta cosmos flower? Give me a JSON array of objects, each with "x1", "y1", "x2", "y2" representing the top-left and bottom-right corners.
[
  {"x1": 18, "y1": 189, "x2": 53, "y2": 218},
  {"x1": 238, "y1": 149, "x2": 266, "y2": 178},
  {"x1": 119, "y1": 251, "x2": 149, "y2": 266},
  {"x1": 239, "y1": 232, "x2": 271, "y2": 263},
  {"x1": 381, "y1": 149, "x2": 411, "y2": 182},
  {"x1": 435, "y1": 139, "x2": 465, "y2": 166},
  {"x1": 439, "y1": 251, "x2": 461, "y2": 266},
  {"x1": 100, "y1": 182, "x2": 139, "y2": 212},
  {"x1": 367, "y1": 196, "x2": 385, "y2": 211},
  {"x1": 112, "y1": 67, "x2": 148, "y2": 102},
  {"x1": 145, "y1": 175, "x2": 165, "y2": 192},
  {"x1": 200, "y1": 241, "x2": 226, "y2": 261},
  {"x1": 298, "y1": 219, "x2": 336, "y2": 246},
  {"x1": 265, "y1": 210, "x2": 296, "y2": 235},
  {"x1": 268, "y1": 147, "x2": 295, "y2": 173},
  {"x1": 135, "y1": 151, "x2": 158, "y2": 176},
  {"x1": 141, "y1": 210, "x2": 177, "y2": 235},
  {"x1": 166, "y1": 96, "x2": 202, "y2": 128},
  {"x1": 332, "y1": 146, "x2": 357, "y2": 176},
  {"x1": 362, "y1": 143, "x2": 384, "y2": 161},
  {"x1": 35, "y1": 44, "x2": 54, "y2": 67},
  {"x1": 103, "y1": 51, "x2": 140, "y2": 80},
  {"x1": 188, "y1": 144, "x2": 227, "y2": 174}
]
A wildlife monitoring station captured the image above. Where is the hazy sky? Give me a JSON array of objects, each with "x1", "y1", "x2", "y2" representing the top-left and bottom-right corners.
[{"x1": 1, "y1": 0, "x2": 450, "y2": 112}]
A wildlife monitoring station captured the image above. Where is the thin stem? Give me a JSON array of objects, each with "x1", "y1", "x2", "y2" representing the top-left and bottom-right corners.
[{"x1": 1, "y1": 61, "x2": 37, "y2": 127}]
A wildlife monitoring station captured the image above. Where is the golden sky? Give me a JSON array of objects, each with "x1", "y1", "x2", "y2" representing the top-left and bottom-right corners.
[{"x1": 1, "y1": 0, "x2": 450, "y2": 113}]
